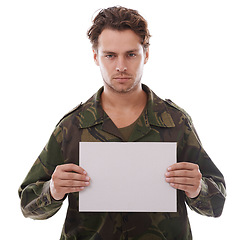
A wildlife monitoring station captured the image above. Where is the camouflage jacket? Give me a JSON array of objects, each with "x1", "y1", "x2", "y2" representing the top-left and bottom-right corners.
[{"x1": 18, "y1": 84, "x2": 226, "y2": 240}]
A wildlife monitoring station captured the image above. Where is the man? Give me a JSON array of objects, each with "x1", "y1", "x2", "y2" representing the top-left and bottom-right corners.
[{"x1": 19, "y1": 6, "x2": 226, "y2": 240}]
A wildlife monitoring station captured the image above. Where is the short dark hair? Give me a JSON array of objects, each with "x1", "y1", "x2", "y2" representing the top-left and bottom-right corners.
[{"x1": 87, "y1": 6, "x2": 151, "y2": 50}]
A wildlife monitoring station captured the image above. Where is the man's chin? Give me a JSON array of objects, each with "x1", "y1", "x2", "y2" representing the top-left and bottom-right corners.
[{"x1": 104, "y1": 80, "x2": 140, "y2": 94}]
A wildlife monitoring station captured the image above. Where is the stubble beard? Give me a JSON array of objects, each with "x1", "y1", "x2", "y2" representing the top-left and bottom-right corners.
[{"x1": 103, "y1": 76, "x2": 142, "y2": 95}]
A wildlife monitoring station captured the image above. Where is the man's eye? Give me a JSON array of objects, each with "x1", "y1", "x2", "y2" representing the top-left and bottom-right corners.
[
  {"x1": 106, "y1": 55, "x2": 115, "y2": 59},
  {"x1": 128, "y1": 53, "x2": 136, "y2": 57}
]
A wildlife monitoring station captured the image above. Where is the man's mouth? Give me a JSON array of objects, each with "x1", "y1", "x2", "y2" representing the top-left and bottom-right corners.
[{"x1": 114, "y1": 77, "x2": 131, "y2": 83}]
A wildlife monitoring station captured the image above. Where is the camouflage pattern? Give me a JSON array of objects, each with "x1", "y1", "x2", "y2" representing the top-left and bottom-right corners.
[{"x1": 18, "y1": 84, "x2": 226, "y2": 240}]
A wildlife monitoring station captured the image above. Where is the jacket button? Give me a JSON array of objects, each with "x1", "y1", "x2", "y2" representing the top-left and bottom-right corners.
[
  {"x1": 43, "y1": 196, "x2": 49, "y2": 205},
  {"x1": 123, "y1": 215, "x2": 128, "y2": 223}
]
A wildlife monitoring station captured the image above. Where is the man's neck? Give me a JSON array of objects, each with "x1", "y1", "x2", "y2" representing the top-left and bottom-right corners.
[
  {"x1": 101, "y1": 84, "x2": 147, "y2": 111},
  {"x1": 100, "y1": 84, "x2": 148, "y2": 128}
]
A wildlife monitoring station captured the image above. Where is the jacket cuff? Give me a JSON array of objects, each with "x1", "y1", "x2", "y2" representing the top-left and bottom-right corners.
[
  {"x1": 39, "y1": 180, "x2": 66, "y2": 207},
  {"x1": 185, "y1": 178, "x2": 214, "y2": 216}
]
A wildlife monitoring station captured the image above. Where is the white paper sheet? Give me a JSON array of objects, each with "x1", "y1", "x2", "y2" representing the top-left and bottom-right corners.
[{"x1": 79, "y1": 142, "x2": 177, "y2": 212}]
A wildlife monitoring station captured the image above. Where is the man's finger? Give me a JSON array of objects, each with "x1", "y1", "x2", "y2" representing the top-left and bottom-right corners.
[
  {"x1": 59, "y1": 179, "x2": 90, "y2": 188},
  {"x1": 169, "y1": 182, "x2": 194, "y2": 192},
  {"x1": 57, "y1": 164, "x2": 87, "y2": 175},
  {"x1": 64, "y1": 186, "x2": 86, "y2": 194},
  {"x1": 59, "y1": 172, "x2": 90, "y2": 181},
  {"x1": 167, "y1": 162, "x2": 197, "y2": 171},
  {"x1": 165, "y1": 169, "x2": 195, "y2": 178},
  {"x1": 166, "y1": 177, "x2": 195, "y2": 186}
]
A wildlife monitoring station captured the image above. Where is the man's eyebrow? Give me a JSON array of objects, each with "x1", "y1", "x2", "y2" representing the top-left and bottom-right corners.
[
  {"x1": 126, "y1": 49, "x2": 139, "y2": 53},
  {"x1": 102, "y1": 51, "x2": 116, "y2": 54},
  {"x1": 102, "y1": 49, "x2": 139, "y2": 54}
]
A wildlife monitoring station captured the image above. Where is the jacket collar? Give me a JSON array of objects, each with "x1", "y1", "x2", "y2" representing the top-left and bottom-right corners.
[
  {"x1": 143, "y1": 84, "x2": 175, "y2": 128},
  {"x1": 77, "y1": 84, "x2": 175, "y2": 132}
]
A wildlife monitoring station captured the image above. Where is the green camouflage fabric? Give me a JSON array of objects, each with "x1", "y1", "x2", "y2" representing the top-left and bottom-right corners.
[{"x1": 18, "y1": 84, "x2": 226, "y2": 240}]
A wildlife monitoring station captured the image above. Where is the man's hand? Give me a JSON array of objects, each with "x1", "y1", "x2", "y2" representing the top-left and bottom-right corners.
[
  {"x1": 50, "y1": 164, "x2": 90, "y2": 200},
  {"x1": 165, "y1": 162, "x2": 202, "y2": 199}
]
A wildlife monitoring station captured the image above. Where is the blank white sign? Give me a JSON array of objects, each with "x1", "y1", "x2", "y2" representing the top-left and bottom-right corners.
[{"x1": 79, "y1": 142, "x2": 177, "y2": 212}]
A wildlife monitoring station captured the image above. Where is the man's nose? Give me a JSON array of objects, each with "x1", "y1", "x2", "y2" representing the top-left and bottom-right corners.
[{"x1": 116, "y1": 57, "x2": 127, "y2": 72}]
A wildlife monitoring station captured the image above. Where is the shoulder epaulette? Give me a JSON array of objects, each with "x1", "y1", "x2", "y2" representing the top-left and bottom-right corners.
[
  {"x1": 165, "y1": 99, "x2": 193, "y2": 124},
  {"x1": 56, "y1": 102, "x2": 83, "y2": 126}
]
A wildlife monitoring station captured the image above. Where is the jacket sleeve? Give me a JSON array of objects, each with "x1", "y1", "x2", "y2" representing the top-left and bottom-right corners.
[
  {"x1": 186, "y1": 177, "x2": 226, "y2": 217},
  {"x1": 18, "y1": 126, "x2": 65, "y2": 220},
  {"x1": 180, "y1": 117, "x2": 226, "y2": 217}
]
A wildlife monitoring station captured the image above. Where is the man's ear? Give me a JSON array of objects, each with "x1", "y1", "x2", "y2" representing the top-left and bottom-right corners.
[
  {"x1": 144, "y1": 48, "x2": 149, "y2": 64},
  {"x1": 93, "y1": 49, "x2": 99, "y2": 66}
]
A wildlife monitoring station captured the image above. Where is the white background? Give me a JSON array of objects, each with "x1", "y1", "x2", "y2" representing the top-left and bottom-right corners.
[{"x1": 1, "y1": 0, "x2": 239, "y2": 239}]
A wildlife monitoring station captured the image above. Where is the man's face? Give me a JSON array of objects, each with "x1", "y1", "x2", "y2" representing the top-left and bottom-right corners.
[{"x1": 93, "y1": 29, "x2": 149, "y2": 94}]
